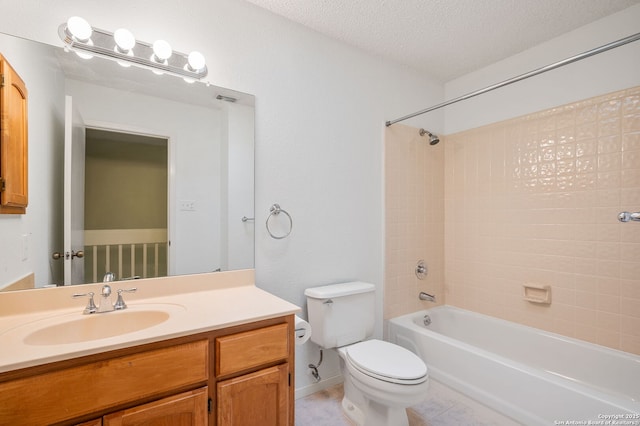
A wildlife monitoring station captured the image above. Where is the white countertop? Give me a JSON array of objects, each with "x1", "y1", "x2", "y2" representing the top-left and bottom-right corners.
[{"x1": 0, "y1": 270, "x2": 300, "y2": 373}]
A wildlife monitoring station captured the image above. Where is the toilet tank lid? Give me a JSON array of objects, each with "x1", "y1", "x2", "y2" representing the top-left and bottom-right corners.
[{"x1": 304, "y1": 281, "x2": 375, "y2": 299}]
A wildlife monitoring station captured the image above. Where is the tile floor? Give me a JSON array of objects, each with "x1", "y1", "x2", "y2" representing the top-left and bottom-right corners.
[{"x1": 295, "y1": 379, "x2": 522, "y2": 425}]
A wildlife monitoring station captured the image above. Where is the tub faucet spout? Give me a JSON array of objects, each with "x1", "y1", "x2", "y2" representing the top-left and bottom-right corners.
[{"x1": 419, "y1": 292, "x2": 436, "y2": 302}]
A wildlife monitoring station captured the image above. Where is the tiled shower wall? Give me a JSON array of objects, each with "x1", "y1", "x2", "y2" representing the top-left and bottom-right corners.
[
  {"x1": 385, "y1": 87, "x2": 640, "y2": 355},
  {"x1": 446, "y1": 86, "x2": 640, "y2": 355},
  {"x1": 384, "y1": 124, "x2": 445, "y2": 319}
]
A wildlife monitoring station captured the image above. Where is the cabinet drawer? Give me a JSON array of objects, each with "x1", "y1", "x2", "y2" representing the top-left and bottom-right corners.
[
  {"x1": 216, "y1": 324, "x2": 289, "y2": 377},
  {"x1": 0, "y1": 340, "x2": 208, "y2": 425}
]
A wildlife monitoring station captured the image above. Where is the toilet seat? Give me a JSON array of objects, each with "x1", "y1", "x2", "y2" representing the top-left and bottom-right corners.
[{"x1": 344, "y1": 340, "x2": 427, "y2": 385}]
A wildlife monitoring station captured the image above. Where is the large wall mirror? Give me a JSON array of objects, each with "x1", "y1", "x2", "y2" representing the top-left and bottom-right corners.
[{"x1": 0, "y1": 31, "x2": 254, "y2": 290}]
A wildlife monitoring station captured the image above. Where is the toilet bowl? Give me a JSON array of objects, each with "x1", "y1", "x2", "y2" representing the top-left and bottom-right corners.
[
  {"x1": 304, "y1": 282, "x2": 429, "y2": 426},
  {"x1": 337, "y1": 339, "x2": 429, "y2": 426}
]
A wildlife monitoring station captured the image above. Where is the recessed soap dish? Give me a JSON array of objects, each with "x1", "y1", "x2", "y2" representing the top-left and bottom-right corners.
[{"x1": 523, "y1": 283, "x2": 551, "y2": 305}]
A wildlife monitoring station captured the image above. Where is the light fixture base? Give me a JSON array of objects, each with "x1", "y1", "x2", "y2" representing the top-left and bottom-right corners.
[{"x1": 58, "y1": 23, "x2": 208, "y2": 80}]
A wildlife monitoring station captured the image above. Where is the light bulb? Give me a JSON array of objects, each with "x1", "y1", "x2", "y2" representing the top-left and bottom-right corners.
[
  {"x1": 187, "y1": 51, "x2": 206, "y2": 72},
  {"x1": 67, "y1": 16, "x2": 92, "y2": 42},
  {"x1": 113, "y1": 28, "x2": 135, "y2": 67},
  {"x1": 114, "y1": 28, "x2": 135, "y2": 52},
  {"x1": 152, "y1": 40, "x2": 172, "y2": 61}
]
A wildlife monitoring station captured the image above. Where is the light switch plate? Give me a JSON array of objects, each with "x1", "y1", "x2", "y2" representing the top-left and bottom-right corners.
[{"x1": 179, "y1": 200, "x2": 196, "y2": 211}]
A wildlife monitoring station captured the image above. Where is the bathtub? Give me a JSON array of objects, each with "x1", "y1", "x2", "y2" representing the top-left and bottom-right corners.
[{"x1": 388, "y1": 306, "x2": 640, "y2": 425}]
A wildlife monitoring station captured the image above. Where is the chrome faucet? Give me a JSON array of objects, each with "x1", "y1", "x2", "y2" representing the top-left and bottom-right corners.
[
  {"x1": 97, "y1": 284, "x2": 114, "y2": 313},
  {"x1": 103, "y1": 272, "x2": 115, "y2": 282},
  {"x1": 73, "y1": 284, "x2": 137, "y2": 314},
  {"x1": 419, "y1": 292, "x2": 436, "y2": 302}
]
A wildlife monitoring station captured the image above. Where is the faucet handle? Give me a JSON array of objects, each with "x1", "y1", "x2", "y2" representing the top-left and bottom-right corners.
[
  {"x1": 72, "y1": 292, "x2": 97, "y2": 314},
  {"x1": 114, "y1": 288, "x2": 137, "y2": 310}
]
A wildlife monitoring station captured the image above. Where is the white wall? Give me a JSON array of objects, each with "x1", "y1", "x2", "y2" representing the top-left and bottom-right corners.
[
  {"x1": 444, "y1": 4, "x2": 640, "y2": 134},
  {"x1": 0, "y1": 0, "x2": 443, "y2": 394},
  {"x1": 225, "y1": 103, "x2": 255, "y2": 271},
  {"x1": 0, "y1": 33, "x2": 65, "y2": 289}
]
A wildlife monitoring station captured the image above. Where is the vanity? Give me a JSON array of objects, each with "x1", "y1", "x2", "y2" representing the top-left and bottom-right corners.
[
  {"x1": 0, "y1": 17, "x2": 291, "y2": 426},
  {"x1": 0, "y1": 270, "x2": 299, "y2": 425}
]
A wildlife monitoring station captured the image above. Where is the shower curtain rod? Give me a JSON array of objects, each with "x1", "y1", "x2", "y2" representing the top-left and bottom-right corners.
[{"x1": 385, "y1": 31, "x2": 640, "y2": 127}]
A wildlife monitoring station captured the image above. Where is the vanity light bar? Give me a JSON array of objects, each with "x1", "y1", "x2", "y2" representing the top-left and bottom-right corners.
[{"x1": 58, "y1": 17, "x2": 208, "y2": 81}]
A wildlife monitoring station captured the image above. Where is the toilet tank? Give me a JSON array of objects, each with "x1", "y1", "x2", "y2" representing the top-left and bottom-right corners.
[{"x1": 304, "y1": 281, "x2": 375, "y2": 349}]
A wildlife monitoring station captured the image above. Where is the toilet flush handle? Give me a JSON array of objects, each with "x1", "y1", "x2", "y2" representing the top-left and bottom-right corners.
[{"x1": 323, "y1": 299, "x2": 333, "y2": 305}]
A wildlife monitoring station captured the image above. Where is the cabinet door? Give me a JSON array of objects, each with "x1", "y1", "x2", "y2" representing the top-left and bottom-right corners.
[
  {"x1": 217, "y1": 364, "x2": 289, "y2": 426},
  {"x1": 0, "y1": 53, "x2": 28, "y2": 213},
  {"x1": 103, "y1": 387, "x2": 207, "y2": 426}
]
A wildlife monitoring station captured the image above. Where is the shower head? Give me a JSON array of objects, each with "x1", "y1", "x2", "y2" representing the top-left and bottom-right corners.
[{"x1": 419, "y1": 128, "x2": 440, "y2": 145}]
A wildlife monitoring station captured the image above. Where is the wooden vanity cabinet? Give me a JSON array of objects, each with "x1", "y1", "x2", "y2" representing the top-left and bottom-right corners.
[
  {"x1": 0, "y1": 315, "x2": 294, "y2": 426},
  {"x1": 215, "y1": 323, "x2": 291, "y2": 426},
  {"x1": 0, "y1": 53, "x2": 28, "y2": 214}
]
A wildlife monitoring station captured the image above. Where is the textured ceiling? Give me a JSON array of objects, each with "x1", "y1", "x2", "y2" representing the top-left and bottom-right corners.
[{"x1": 244, "y1": 0, "x2": 640, "y2": 82}]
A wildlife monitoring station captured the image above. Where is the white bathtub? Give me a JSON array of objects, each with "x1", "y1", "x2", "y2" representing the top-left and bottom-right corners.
[{"x1": 388, "y1": 305, "x2": 640, "y2": 425}]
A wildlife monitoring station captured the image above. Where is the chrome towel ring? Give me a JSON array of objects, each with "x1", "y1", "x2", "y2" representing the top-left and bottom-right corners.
[{"x1": 266, "y1": 203, "x2": 293, "y2": 239}]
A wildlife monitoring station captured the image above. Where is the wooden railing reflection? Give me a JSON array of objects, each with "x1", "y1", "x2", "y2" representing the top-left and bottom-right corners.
[{"x1": 84, "y1": 228, "x2": 168, "y2": 283}]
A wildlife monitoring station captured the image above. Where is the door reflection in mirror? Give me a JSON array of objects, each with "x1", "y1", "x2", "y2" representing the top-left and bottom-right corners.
[{"x1": 83, "y1": 128, "x2": 168, "y2": 284}]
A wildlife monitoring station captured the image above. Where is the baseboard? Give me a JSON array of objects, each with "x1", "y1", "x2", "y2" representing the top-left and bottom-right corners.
[{"x1": 295, "y1": 374, "x2": 343, "y2": 399}]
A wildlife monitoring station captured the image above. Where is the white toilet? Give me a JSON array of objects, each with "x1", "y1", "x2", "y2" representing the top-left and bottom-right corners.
[{"x1": 305, "y1": 281, "x2": 429, "y2": 426}]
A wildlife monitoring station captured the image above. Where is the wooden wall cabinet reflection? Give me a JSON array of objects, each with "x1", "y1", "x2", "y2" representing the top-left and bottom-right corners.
[{"x1": 0, "y1": 53, "x2": 28, "y2": 214}]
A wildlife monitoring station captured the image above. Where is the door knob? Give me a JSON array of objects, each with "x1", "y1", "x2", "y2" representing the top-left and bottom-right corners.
[
  {"x1": 65, "y1": 250, "x2": 84, "y2": 259},
  {"x1": 52, "y1": 252, "x2": 62, "y2": 260}
]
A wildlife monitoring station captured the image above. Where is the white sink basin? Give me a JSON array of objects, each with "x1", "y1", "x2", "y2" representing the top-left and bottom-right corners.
[
  {"x1": 24, "y1": 309, "x2": 171, "y2": 345},
  {"x1": 1, "y1": 304, "x2": 185, "y2": 346}
]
